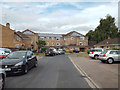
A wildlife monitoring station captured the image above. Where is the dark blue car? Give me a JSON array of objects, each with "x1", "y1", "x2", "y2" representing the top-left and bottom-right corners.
[
  {"x1": 45, "y1": 49, "x2": 56, "y2": 56},
  {"x1": 1, "y1": 51, "x2": 37, "y2": 75}
]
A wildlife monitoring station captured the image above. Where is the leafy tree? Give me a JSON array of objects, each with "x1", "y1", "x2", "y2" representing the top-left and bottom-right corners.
[
  {"x1": 36, "y1": 40, "x2": 46, "y2": 50},
  {"x1": 86, "y1": 14, "x2": 118, "y2": 43}
]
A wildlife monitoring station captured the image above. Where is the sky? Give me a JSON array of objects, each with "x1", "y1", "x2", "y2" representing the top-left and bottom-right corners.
[{"x1": 0, "y1": 0, "x2": 118, "y2": 35}]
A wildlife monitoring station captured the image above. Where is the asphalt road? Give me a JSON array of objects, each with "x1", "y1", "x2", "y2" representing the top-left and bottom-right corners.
[{"x1": 5, "y1": 54, "x2": 90, "y2": 88}]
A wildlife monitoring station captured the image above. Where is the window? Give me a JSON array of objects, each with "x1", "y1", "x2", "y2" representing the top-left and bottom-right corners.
[
  {"x1": 71, "y1": 48, "x2": 73, "y2": 50},
  {"x1": 52, "y1": 37, "x2": 54, "y2": 40},
  {"x1": 80, "y1": 37, "x2": 85, "y2": 40},
  {"x1": 46, "y1": 43, "x2": 49, "y2": 46},
  {"x1": 15, "y1": 45, "x2": 20, "y2": 48},
  {"x1": 56, "y1": 37, "x2": 60, "y2": 41},
  {"x1": 71, "y1": 37, "x2": 74, "y2": 40},
  {"x1": 64, "y1": 37, "x2": 66, "y2": 40},
  {"x1": 80, "y1": 42, "x2": 83, "y2": 45},
  {"x1": 117, "y1": 51, "x2": 120, "y2": 54},
  {"x1": 16, "y1": 35, "x2": 21, "y2": 42},
  {"x1": 52, "y1": 43, "x2": 54, "y2": 46},
  {"x1": 110, "y1": 51, "x2": 117, "y2": 54},
  {"x1": 56, "y1": 43, "x2": 60, "y2": 46},
  {"x1": 106, "y1": 46, "x2": 110, "y2": 49},
  {"x1": 40, "y1": 37, "x2": 44, "y2": 40},
  {"x1": 115, "y1": 46, "x2": 119, "y2": 49},
  {"x1": 46, "y1": 37, "x2": 49, "y2": 40}
]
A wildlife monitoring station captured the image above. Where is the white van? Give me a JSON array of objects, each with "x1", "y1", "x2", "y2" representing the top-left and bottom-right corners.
[{"x1": 89, "y1": 48, "x2": 105, "y2": 60}]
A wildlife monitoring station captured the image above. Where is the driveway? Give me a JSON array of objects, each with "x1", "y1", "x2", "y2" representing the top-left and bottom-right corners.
[{"x1": 69, "y1": 54, "x2": 119, "y2": 88}]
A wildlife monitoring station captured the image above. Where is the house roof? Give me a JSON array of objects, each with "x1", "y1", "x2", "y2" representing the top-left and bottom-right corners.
[
  {"x1": 15, "y1": 31, "x2": 31, "y2": 39},
  {"x1": 39, "y1": 33, "x2": 63, "y2": 37},
  {"x1": 22, "y1": 29, "x2": 38, "y2": 35},
  {"x1": 88, "y1": 41, "x2": 97, "y2": 46},
  {"x1": 95, "y1": 38, "x2": 120, "y2": 46},
  {"x1": 63, "y1": 31, "x2": 85, "y2": 37}
]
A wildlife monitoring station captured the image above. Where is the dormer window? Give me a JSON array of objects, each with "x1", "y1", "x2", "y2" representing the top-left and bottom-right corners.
[
  {"x1": 80, "y1": 36, "x2": 85, "y2": 40},
  {"x1": 56, "y1": 37, "x2": 60, "y2": 41}
]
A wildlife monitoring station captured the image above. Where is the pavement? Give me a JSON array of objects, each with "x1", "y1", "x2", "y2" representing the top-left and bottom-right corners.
[
  {"x1": 69, "y1": 54, "x2": 119, "y2": 88},
  {"x1": 4, "y1": 54, "x2": 91, "y2": 88}
]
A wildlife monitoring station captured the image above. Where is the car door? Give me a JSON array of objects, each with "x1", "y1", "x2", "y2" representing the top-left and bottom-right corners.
[
  {"x1": 27, "y1": 51, "x2": 33, "y2": 69},
  {"x1": 117, "y1": 51, "x2": 120, "y2": 61},
  {"x1": 109, "y1": 51, "x2": 118, "y2": 61}
]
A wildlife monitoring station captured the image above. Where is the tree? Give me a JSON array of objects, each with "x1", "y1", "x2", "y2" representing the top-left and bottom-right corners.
[
  {"x1": 36, "y1": 40, "x2": 46, "y2": 50},
  {"x1": 86, "y1": 14, "x2": 118, "y2": 43}
]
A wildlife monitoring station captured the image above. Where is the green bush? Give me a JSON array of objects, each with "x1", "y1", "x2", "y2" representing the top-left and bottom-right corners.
[
  {"x1": 65, "y1": 51, "x2": 73, "y2": 53},
  {"x1": 87, "y1": 50, "x2": 90, "y2": 54},
  {"x1": 41, "y1": 47, "x2": 47, "y2": 53},
  {"x1": 19, "y1": 47, "x2": 25, "y2": 50},
  {"x1": 112, "y1": 48, "x2": 120, "y2": 50},
  {"x1": 32, "y1": 50, "x2": 37, "y2": 53}
]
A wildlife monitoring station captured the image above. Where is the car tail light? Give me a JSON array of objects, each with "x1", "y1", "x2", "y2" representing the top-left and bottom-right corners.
[
  {"x1": 103, "y1": 54, "x2": 106, "y2": 57},
  {"x1": 92, "y1": 52, "x2": 94, "y2": 54}
]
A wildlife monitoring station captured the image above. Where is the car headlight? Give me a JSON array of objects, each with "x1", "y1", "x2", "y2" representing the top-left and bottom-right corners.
[{"x1": 15, "y1": 61, "x2": 23, "y2": 66}]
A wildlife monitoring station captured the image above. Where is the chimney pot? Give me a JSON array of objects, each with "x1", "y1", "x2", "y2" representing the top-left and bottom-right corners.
[{"x1": 6, "y1": 23, "x2": 10, "y2": 28}]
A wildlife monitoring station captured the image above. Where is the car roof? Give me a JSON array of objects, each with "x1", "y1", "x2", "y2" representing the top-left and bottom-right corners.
[
  {"x1": 108, "y1": 50, "x2": 120, "y2": 51},
  {"x1": 13, "y1": 50, "x2": 29, "y2": 53}
]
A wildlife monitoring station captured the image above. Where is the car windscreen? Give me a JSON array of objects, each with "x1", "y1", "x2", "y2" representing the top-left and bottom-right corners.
[
  {"x1": 90, "y1": 49, "x2": 102, "y2": 52},
  {"x1": 5, "y1": 52, "x2": 26, "y2": 59}
]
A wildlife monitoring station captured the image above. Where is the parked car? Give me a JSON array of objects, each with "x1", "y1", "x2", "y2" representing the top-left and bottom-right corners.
[
  {"x1": 1, "y1": 51, "x2": 37, "y2": 75},
  {"x1": 73, "y1": 49, "x2": 80, "y2": 53},
  {"x1": 45, "y1": 49, "x2": 56, "y2": 56},
  {"x1": 58, "y1": 49, "x2": 65, "y2": 54},
  {"x1": 98, "y1": 50, "x2": 120, "y2": 64},
  {"x1": 0, "y1": 68, "x2": 6, "y2": 90},
  {"x1": 89, "y1": 48, "x2": 105, "y2": 60},
  {"x1": 0, "y1": 48, "x2": 12, "y2": 59}
]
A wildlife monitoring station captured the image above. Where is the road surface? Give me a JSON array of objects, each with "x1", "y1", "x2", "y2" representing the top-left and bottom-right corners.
[{"x1": 5, "y1": 54, "x2": 90, "y2": 88}]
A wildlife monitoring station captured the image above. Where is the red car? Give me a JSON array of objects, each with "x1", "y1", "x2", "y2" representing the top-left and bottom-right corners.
[{"x1": 0, "y1": 48, "x2": 12, "y2": 59}]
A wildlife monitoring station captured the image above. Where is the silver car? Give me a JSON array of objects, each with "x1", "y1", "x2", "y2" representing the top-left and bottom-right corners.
[
  {"x1": 0, "y1": 68, "x2": 6, "y2": 89},
  {"x1": 98, "y1": 50, "x2": 120, "y2": 64}
]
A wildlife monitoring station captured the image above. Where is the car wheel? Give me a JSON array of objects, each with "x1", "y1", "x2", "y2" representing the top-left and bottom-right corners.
[
  {"x1": 107, "y1": 58, "x2": 114, "y2": 64},
  {"x1": 1, "y1": 75, "x2": 5, "y2": 90},
  {"x1": 24, "y1": 65, "x2": 28, "y2": 74},
  {"x1": 94, "y1": 55, "x2": 98, "y2": 60},
  {"x1": 34, "y1": 61, "x2": 38, "y2": 67},
  {"x1": 101, "y1": 60, "x2": 106, "y2": 63}
]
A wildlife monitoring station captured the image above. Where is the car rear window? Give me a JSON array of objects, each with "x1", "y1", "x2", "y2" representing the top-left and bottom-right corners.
[{"x1": 101, "y1": 50, "x2": 108, "y2": 54}]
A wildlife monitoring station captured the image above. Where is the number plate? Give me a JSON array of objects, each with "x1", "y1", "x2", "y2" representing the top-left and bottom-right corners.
[{"x1": 4, "y1": 68, "x2": 11, "y2": 71}]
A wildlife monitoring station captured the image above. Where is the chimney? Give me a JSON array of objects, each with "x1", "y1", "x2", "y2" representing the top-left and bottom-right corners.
[{"x1": 6, "y1": 23, "x2": 10, "y2": 28}]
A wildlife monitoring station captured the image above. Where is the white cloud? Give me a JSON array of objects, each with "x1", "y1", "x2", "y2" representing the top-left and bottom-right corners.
[{"x1": 0, "y1": 1, "x2": 118, "y2": 35}]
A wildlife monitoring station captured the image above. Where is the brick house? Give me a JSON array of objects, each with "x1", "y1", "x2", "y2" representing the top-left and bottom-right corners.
[
  {"x1": 0, "y1": 23, "x2": 23, "y2": 50},
  {"x1": 22, "y1": 29, "x2": 38, "y2": 50},
  {"x1": 0, "y1": 23, "x2": 88, "y2": 52},
  {"x1": 94, "y1": 38, "x2": 120, "y2": 50},
  {"x1": 39, "y1": 31, "x2": 88, "y2": 52},
  {"x1": 0, "y1": 23, "x2": 37, "y2": 50}
]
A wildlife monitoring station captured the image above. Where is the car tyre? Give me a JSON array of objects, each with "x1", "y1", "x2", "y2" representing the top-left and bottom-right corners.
[
  {"x1": 107, "y1": 58, "x2": 114, "y2": 64},
  {"x1": 34, "y1": 61, "x2": 38, "y2": 67},
  {"x1": 1, "y1": 75, "x2": 5, "y2": 90},
  {"x1": 94, "y1": 55, "x2": 98, "y2": 60},
  {"x1": 23, "y1": 65, "x2": 28, "y2": 74}
]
